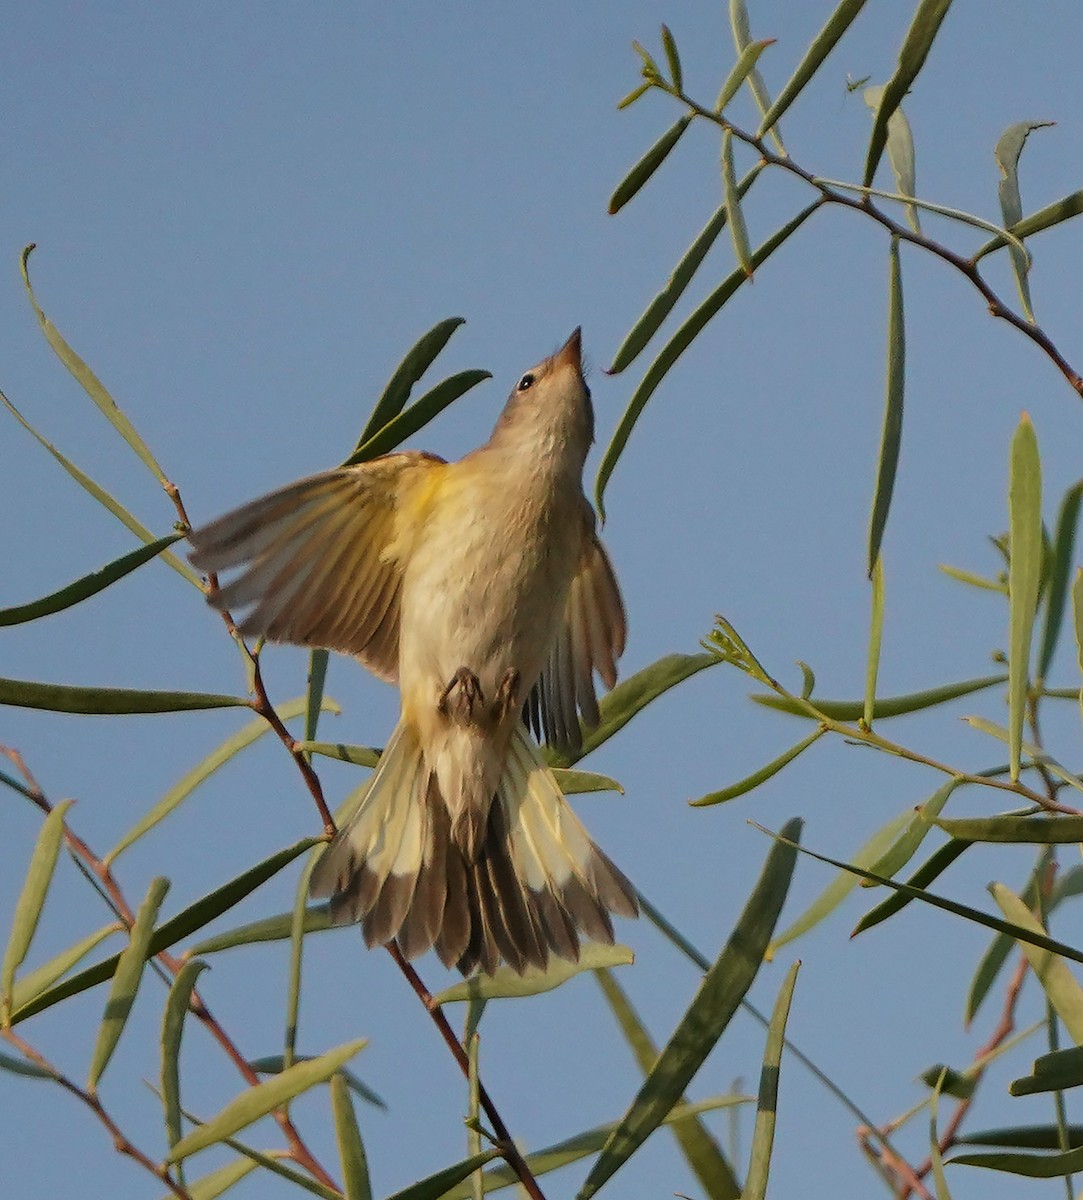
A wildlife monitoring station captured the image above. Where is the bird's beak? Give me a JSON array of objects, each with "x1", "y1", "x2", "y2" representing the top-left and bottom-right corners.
[{"x1": 554, "y1": 327, "x2": 582, "y2": 372}]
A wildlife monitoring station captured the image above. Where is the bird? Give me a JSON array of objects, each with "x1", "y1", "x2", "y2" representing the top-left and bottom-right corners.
[{"x1": 187, "y1": 328, "x2": 637, "y2": 975}]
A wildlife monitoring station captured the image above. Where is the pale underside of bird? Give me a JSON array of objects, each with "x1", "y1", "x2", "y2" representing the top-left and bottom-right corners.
[{"x1": 188, "y1": 328, "x2": 637, "y2": 975}]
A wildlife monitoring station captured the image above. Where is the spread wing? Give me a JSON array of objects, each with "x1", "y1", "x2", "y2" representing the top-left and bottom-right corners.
[
  {"x1": 526, "y1": 509, "x2": 626, "y2": 755},
  {"x1": 187, "y1": 452, "x2": 445, "y2": 682}
]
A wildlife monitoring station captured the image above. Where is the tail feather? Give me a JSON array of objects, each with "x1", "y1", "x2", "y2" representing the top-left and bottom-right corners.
[{"x1": 310, "y1": 718, "x2": 637, "y2": 976}]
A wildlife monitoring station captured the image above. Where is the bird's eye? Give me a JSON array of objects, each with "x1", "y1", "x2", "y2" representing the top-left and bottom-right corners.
[{"x1": 517, "y1": 373, "x2": 535, "y2": 392}]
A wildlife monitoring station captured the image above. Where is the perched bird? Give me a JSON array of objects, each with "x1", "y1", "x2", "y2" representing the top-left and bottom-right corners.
[{"x1": 188, "y1": 328, "x2": 637, "y2": 975}]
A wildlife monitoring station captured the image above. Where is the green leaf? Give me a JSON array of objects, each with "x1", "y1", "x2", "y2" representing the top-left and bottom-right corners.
[
  {"x1": 660, "y1": 24, "x2": 682, "y2": 90},
  {"x1": 344, "y1": 369, "x2": 491, "y2": 466},
  {"x1": 757, "y1": 0, "x2": 869, "y2": 136},
  {"x1": 1012, "y1": 1046, "x2": 1083, "y2": 1096},
  {"x1": 703, "y1": 615, "x2": 774, "y2": 685},
  {"x1": 1037, "y1": 480, "x2": 1083, "y2": 683},
  {"x1": 743, "y1": 961, "x2": 800, "y2": 1200},
  {"x1": 966, "y1": 860, "x2": 1040, "y2": 1026},
  {"x1": 938, "y1": 563, "x2": 1008, "y2": 593},
  {"x1": 13, "y1": 838, "x2": 321, "y2": 1023},
  {"x1": 962, "y1": 714, "x2": 1083, "y2": 795},
  {"x1": 863, "y1": 88, "x2": 920, "y2": 233},
  {"x1": 87, "y1": 876, "x2": 170, "y2": 1088},
  {"x1": 0, "y1": 386, "x2": 200, "y2": 587},
  {"x1": 384, "y1": 1152, "x2": 499, "y2": 1200},
  {"x1": 248, "y1": 1057, "x2": 383, "y2": 1109},
  {"x1": 9, "y1": 922, "x2": 120, "y2": 1014},
  {"x1": 1007, "y1": 413, "x2": 1043, "y2": 781},
  {"x1": 868, "y1": 238, "x2": 905, "y2": 577},
  {"x1": 106, "y1": 696, "x2": 339, "y2": 863},
  {"x1": 751, "y1": 673, "x2": 1007, "y2": 720},
  {"x1": 721, "y1": 131, "x2": 752, "y2": 278},
  {"x1": 928, "y1": 1070, "x2": 955, "y2": 1200},
  {"x1": 960, "y1": 1125, "x2": 1083, "y2": 1149},
  {"x1": 715, "y1": 38, "x2": 776, "y2": 114},
  {"x1": 552, "y1": 768, "x2": 623, "y2": 795},
  {"x1": 973, "y1": 188, "x2": 1083, "y2": 261},
  {"x1": 767, "y1": 808, "x2": 912, "y2": 958},
  {"x1": 594, "y1": 968, "x2": 741, "y2": 1199},
  {"x1": 0, "y1": 534, "x2": 184, "y2": 626},
  {"x1": 853, "y1": 837, "x2": 969, "y2": 936},
  {"x1": 0, "y1": 677, "x2": 250, "y2": 715},
  {"x1": 609, "y1": 168, "x2": 764, "y2": 375},
  {"x1": 863, "y1": 0, "x2": 954, "y2": 187},
  {"x1": 304, "y1": 649, "x2": 330, "y2": 749},
  {"x1": 433, "y1": 943, "x2": 633, "y2": 1004},
  {"x1": 864, "y1": 554, "x2": 885, "y2": 728},
  {"x1": 995, "y1": 122, "x2": 1054, "y2": 321},
  {"x1": 21, "y1": 245, "x2": 169, "y2": 485},
  {"x1": 937, "y1": 815, "x2": 1083, "y2": 844},
  {"x1": 331, "y1": 1073, "x2": 372, "y2": 1200},
  {"x1": 163, "y1": 1158, "x2": 258, "y2": 1200},
  {"x1": 547, "y1": 652, "x2": 720, "y2": 768},
  {"x1": 299, "y1": 741, "x2": 381, "y2": 769},
  {"x1": 187, "y1": 903, "x2": 336, "y2": 957},
  {"x1": 577, "y1": 817, "x2": 802, "y2": 1198},
  {"x1": 949, "y1": 1145, "x2": 1083, "y2": 1178},
  {"x1": 354, "y1": 318, "x2": 466, "y2": 449},
  {"x1": 595, "y1": 202, "x2": 818, "y2": 518},
  {"x1": 168, "y1": 1039, "x2": 367, "y2": 1161},
  {"x1": 726, "y1": 1, "x2": 783, "y2": 152},
  {"x1": 0, "y1": 1049, "x2": 54, "y2": 1079},
  {"x1": 1074, "y1": 568, "x2": 1083, "y2": 730},
  {"x1": 617, "y1": 83, "x2": 652, "y2": 111},
  {"x1": 867, "y1": 778, "x2": 961, "y2": 880},
  {"x1": 1, "y1": 799, "x2": 75, "y2": 1017},
  {"x1": 990, "y1": 883, "x2": 1083, "y2": 1043},
  {"x1": 691, "y1": 728, "x2": 824, "y2": 807},
  {"x1": 608, "y1": 116, "x2": 692, "y2": 215},
  {"x1": 162, "y1": 959, "x2": 211, "y2": 1151},
  {"x1": 921, "y1": 1063, "x2": 975, "y2": 1099}
]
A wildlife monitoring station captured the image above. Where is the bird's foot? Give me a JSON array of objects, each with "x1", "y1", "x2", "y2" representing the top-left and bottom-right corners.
[
  {"x1": 495, "y1": 668, "x2": 521, "y2": 720},
  {"x1": 438, "y1": 667, "x2": 485, "y2": 723}
]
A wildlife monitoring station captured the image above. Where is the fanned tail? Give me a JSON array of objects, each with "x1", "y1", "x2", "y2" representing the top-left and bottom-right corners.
[{"x1": 309, "y1": 720, "x2": 637, "y2": 975}]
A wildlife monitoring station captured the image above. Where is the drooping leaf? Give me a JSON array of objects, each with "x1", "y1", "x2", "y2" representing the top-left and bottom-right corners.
[
  {"x1": 721, "y1": 131, "x2": 752, "y2": 278},
  {"x1": 863, "y1": 88, "x2": 920, "y2": 232},
  {"x1": 867, "y1": 238, "x2": 905, "y2": 577},
  {"x1": 973, "y1": 188, "x2": 1083, "y2": 261},
  {"x1": 161, "y1": 959, "x2": 211, "y2": 1151},
  {"x1": 691, "y1": 728, "x2": 824, "y2": 807},
  {"x1": 1007, "y1": 413, "x2": 1043, "y2": 780},
  {"x1": 994, "y1": 121, "x2": 1054, "y2": 320},
  {"x1": 608, "y1": 117, "x2": 692, "y2": 215},
  {"x1": 751, "y1": 673, "x2": 1007, "y2": 720},
  {"x1": 0, "y1": 677, "x2": 249, "y2": 715},
  {"x1": 578, "y1": 818, "x2": 802, "y2": 1198}
]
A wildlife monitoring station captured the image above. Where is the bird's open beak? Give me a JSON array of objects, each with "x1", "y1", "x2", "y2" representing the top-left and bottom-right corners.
[{"x1": 554, "y1": 327, "x2": 582, "y2": 372}]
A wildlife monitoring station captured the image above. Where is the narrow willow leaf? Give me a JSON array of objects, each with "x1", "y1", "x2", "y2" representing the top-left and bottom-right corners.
[
  {"x1": 547, "y1": 652, "x2": 720, "y2": 768},
  {"x1": 864, "y1": 554, "x2": 885, "y2": 728},
  {"x1": 937, "y1": 815, "x2": 1083, "y2": 844},
  {"x1": 594, "y1": 968, "x2": 741, "y2": 1199},
  {"x1": 354, "y1": 317, "x2": 465, "y2": 449},
  {"x1": 166, "y1": 1158, "x2": 258, "y2": 1200},
  {"x1": 868, "y1": 238, "x2": 905, "y2": 577},
  {"x1": 1008, "y1": 413, "x2": 1043, "y2": 780},
  {"x1": 188, "y1": 904, "x2": 335, "y2": 957},
  {"x1": 0, "y1": 677, "x2": 249, "y2": 715},
  {"x1": 346, "y1": 369, "x2": 491, "y2": 465},
  {"x1": 631, "y1": 39, "x2": 662, "y2": 81},
  {"x1": 758, "y1": 0, "x2": 868, "y2": 135},
  {"x1": 578, "y1": 817, "x2": 802, "y2": 1199},
  {"x1": 0, "y1": 1049, "x2": 53, "y2": 1079},
  {"x1": 0, "y1": 534, "x2": 183, "y2": 626},
  {"x1": 966, "y1": 861, "x2": 1041, "y2": 1026},
  {"x1": 595, "y1": 203, "x2": 818, "y2": 518},
  {"x1": 691, "y1": 728, "x2": 824, "y2": 807},
  {"x1": 305, "y1": 649, "x2": 330, "y2": 748},
  {"x1": 162, "y1": 960, "x2": 211, "y2": 1151},
  {"x1": 300, "y1": 741, "x2": 381, "y2": 769},
  {"x1": 331, "y1": 1073, "x2": 373, "y2": 1200},
  {"x1": 88, "y1": 876, "x2": 170, "y2": 1088},
  {"x1": 922, "y1": 1063, "x2": 975, "y2": 1099},
  {"x1": 1037, "y1": 481, "x2": 1083, "y2": 683},
  {"x1": 995, "y1": 122, "x2": 1054, "y2": 320},
  {"x1": 248, "y1": 1058, "x2": 383, "y2": 1109},
  {"x1": 797, "y1": 661, "x2": 816, "y2": 699},
  {"x1": 199, "y1": 1138, "x2": 339, "y2": 1199},
  {"x1": 0, "y1": 387, "x2": 199, "y2": 586},
  {"x1": 768, "y1": 828, "x2": 1083, "y2": 967},
  {"x1": 721, "y1": 131, "x2": 752, "y2": 278},
  {"x1": 938, "y1": 563, "x2": 1008, "y2": 593},
  {"x1": 726, "y1": 1, "x2": 783, "y2": 151},
  {"x1": 660, "y1": 25, "x2": 682, "y2": 90},
  {"x1": 384, "y1": 1152, "x2": 499, "y2": 1200},
  {"x1": 443, "y1": 1097, "x2": 750, "y2": 1199},
  {"x1": 961, "y1": 714, "x2": 1083, "y2": 795},
  {"x1": 106, "y1": 696, "x2": 339, "y2": 863},
  {"x1": 608, "y1": 117, "x2": 692, "y2": 215},
  {"x1": 949, "y1": 1145, "x2": 1083, "y2": 1177},
  {"x1": 552, "y1": 768, "x2": 623, "y2": 795},
  {"x1": 1075, "y1": 568, "x2": 1083, "y2": 730},
  {"x1": 959, "y1": 1125, "x2": 1083, "y2": 1150},
  {"x1": 10, "y1": 922, "x2": 120, "y2": 1014},
  {"x1": 853, "y1": 838, "x2": 969, "y2": 936},
  {"x1": 14, "y1": 839, "x2": 321, "y2": 1023},
  {"x1": 1012, "y1": 1046, "x2": 1083, "y2": 1096},
  {"x1": 867, "y1": 778, "x2": 962, "y2": 881},
  {"x1": 929, "y1": 1072, "x2": 955, "y2": 1200},
  {"x1": 715, "y1": 38, "x2": 776, "y2": 114},
  {"x1": 1, "y1": 799, "x2": 75, "y2": 1015},
  {"x1": 990, "y1": 883, "x2": 1083, "y2": 1043},
  {"x1": 863, "y1": 88, "x2": 920, "y2": 233},
  {"x1": 466, "y1": 1033, "x2": 482, "y2": 1200},
  {"x1": 743, "y1": 961, "x2": 800, "y2": 1200},
  {"x1": 434, "y1": 943, "x2": 633, "y2": 1004},
  {"x1": 609, "y1": 167, "x2": 764, "y2": 375},
  {"x1": 617, "y1": 83, "x2": 652, "y2": 110},
  {"x1": 21, "y1": 245, "x2": 169, "y2": 484},
  {"x1": 767, "y1": 809, "x2": 912, "y2": 958},
  {"x1": 751, "y1": 673, "x2": 1007, "y2": 720},
  {"x1": 863, "y1": 0, "x2": 954, "y2": 187},
  {"x1": 974, "y1": 188, "x2": 1083, "y2": 260},
  {"x1": 168, "y1": 1039, "x2": 366, "y2": 1161}
]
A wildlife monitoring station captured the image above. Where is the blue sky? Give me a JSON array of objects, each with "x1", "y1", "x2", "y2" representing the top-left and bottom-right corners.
[{"x1": 3, "y1": 4, "x2": 1083, "y2": 1198}]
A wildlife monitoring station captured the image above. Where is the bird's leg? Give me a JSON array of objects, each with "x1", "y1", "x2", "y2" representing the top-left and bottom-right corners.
[
  {"x1": 438, "y1": 667, "x2": 485, "y2": 723},
  {"x1": 495, "y1": 668, "x2": 521, "y2": 721}
]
